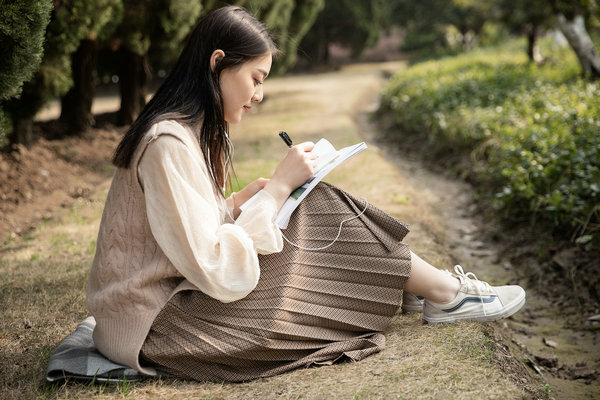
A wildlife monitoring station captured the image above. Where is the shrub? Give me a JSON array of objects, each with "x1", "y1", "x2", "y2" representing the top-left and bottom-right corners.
[
  {"x1": 0, "y1": 0, "x2": 52, "y2": 146},
  {"x1": 379, "y1": 39, "x2": 600, "y2": 247}
]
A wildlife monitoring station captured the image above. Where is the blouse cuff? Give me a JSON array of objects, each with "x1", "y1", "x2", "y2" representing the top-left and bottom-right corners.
[{"x1": 235, "y1": 190, "x2": 283, "y2": 254}]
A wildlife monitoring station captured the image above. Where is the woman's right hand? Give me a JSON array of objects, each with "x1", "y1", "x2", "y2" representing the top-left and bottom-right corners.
[{"x1": 264, "y1": 141, "x2": 316, "y2": 209}]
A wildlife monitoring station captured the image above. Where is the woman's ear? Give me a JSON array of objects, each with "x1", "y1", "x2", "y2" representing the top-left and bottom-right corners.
[{"x1": 210, "y1": 49, "x2": 225, "y2": 72}]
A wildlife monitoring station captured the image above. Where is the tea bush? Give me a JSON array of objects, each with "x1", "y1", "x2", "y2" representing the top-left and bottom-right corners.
[{"x1": 379, "y1": 39, "x2": 600, "y2": 247}]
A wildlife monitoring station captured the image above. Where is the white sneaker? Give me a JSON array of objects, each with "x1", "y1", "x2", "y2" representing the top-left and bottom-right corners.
[
  {"x1": 402, "y1": 292, "x2": 424, "y2": 313},
  {"x1": 422, "y1": 265, "x2": 526, "y2": 324}
]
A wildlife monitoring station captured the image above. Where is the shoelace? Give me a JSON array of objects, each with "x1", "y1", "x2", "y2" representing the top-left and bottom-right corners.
[{"x1": 452, "y1": 265, "x2": 492, "y2": 316}]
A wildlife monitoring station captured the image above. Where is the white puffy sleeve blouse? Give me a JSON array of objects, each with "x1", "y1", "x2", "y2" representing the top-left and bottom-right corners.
[{"x1": 137, "y1": 134, "x2": 283, "y2": 303}]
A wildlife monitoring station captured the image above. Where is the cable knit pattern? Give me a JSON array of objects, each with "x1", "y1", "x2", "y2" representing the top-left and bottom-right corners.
[{"x1": 86, "y1": 120, "x2": 282, "y2": 374}]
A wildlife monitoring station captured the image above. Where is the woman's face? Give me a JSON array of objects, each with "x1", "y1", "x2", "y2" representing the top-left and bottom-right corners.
[{"x1": 219, "y1": 53, "x2": 272, "y2": 124}]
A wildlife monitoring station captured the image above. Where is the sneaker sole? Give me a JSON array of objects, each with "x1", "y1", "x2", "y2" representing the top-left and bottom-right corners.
[
  {"x1": 422, "y1": 293, "x2": 526, "y2": 324},
  {"x1": 401, "y1": 304, "x2": 424, "y2": 313}
]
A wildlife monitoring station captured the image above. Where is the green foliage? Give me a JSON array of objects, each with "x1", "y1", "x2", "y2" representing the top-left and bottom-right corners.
[
  {"x1": 281, "y1": 0, "x2": 325, "y2": 69},
  {"x1": 49, "y1": 0, "x2": 123, "y2": 49},
  {"x1": 379, "y1": 39, "x2": 600, "y2": 244},
  {"x1": 239, "y1": 0, "x2": 324, "y2": 72},
  {"x1": 395, "y1": 0, "x2": 497, "y2": 52},
  {"x1": 555, "y1": 0, "x2": 600, "y2": 20},
  {"x1": 299, "y1": 0, "x2": 389, "y2": 62},
  {"x1": 156, "y1": 0, "x2": 202, "y2": 49},
  {"x1": 135, "y1": 0, "x2": 323, "y2": 74},
  {"x1": 4, "y1": 0, "x2": 123, "y2": 145},
  {"x1": 0, "y1": 0, "x2": 52, "y2": 100},
  {"x1": 147, "y1": 0, "x2": 203, "y2": 68},
  {"x1": 116, "y1": 0, "x2": 150, "y2": 56},
  {"x1": 40, "y1": 0, "x2": 123, "y2": 97},
  {"x1": 119, "y1": 0, "x2": 201, "y2": 60},
  {"x1": 496, "y1": 0, "x2": 553, "y2": 34},
  {"x1": 144, "y1": 0, "x2": 323, "y2": 75},
  {"x1": 0, "y1": 0, "x2": 52, "y2": 144},
  {"x1": 478, "y1": 22, "x2": 513, "y2": 47},
  {"x1": 0, "y1": 108, "x2": 10, "y2": 143},
  {"x1": 241, "y1": 0, "x2": 297, "y2": 65}
]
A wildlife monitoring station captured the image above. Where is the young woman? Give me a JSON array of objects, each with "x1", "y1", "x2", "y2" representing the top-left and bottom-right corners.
[{"x1": 87, "y1": 6, "x2": 526, "y2": 382}]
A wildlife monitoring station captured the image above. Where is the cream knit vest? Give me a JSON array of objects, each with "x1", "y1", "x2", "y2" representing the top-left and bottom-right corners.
[{"x1": 87, "y1": 121, "x2": 206, "y2": 374}]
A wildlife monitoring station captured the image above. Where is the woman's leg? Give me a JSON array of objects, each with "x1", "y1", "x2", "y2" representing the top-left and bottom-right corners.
[
  {"x1": 404, "y1": 251, "x2": 527, "y2": 324},
  {"x1": 404, "y1": 251, "x2": 459, "y2": 304}
]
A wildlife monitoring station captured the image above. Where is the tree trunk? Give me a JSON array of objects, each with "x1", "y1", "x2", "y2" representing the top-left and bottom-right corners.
[
  {"x1": 315, "y1": 21, "x2": 329, "y2": 65},
  {"x1": 318, "y1": 42, "x2": 330, "y2": 65},
  {"x1": 141, "y1": 53, "x2": 151, "y2": 109},
  {"x1": 117, "y1": 49, "x2": 150, "y2": 126},
  {"x1": 556, "y1": 13, "x2": 600, "y2": 79},
  {"x1": 59, "y1": 39, "x2": 99, "y2": 135},
  {"x1": 526, "y1": 25, "x2": 543, "y2": 64},
  {"x1": 10, "y1": 118, "x2": 34, "y2": 147}
]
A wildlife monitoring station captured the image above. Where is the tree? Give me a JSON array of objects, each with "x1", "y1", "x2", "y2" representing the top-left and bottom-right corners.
[
  {"x1": 114, "y1": 0, "x2": 202, "y2": 125},
  {"x1": 446, "y1": 0, "x2": 497, "y2": 50},
  {"x1": 4, "y1": 0, "x2": 123, "y2": 146},
  {"x1": 392, "y1": 0, "x2": 455, "y2": 51},
  {"x1": 496, "y1": 0, "x2": 554, "y2": 62},
  {"x1": 3, "y1": 0, "x2": 323, "y2": 144},
  {"x1": 299, "y1": 0, "x2": 392, "y2": 64},
  {"x1": 391, "y1": 0, "x2": 496, "y2": 53},
  {"x1": 241, "y1": 0, "x2": 325, "y2": 72},
  {"x1": 59, "y1": 0, "x2": 123, "y2": 135},
  {"x1": 278, "y1": 0, "x2": 325, "y2": 71},
  {"x1": 115, "y1": 0, "x2": 322, "y2": 124},
  {"x1": 550, "y1": 0, "x2": 600, "y2": 79},
  {"x1": 0, "y1": 0, "x2": 52, "y2": 148}
]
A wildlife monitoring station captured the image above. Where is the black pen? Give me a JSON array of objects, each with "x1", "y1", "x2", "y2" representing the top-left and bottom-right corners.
[{"x1": 279, "y1": 131, "x2": 293, "y2": 148}]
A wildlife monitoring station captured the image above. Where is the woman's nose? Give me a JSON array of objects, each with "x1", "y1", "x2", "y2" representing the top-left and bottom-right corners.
[{"x1": 252, "y1": 86, "x2": 263, "y2": 102}]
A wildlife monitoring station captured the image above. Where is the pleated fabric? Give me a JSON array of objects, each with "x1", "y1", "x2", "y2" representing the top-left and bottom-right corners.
[{"x1": 140, "y1": 182, "x2": 411, "y2": 382}]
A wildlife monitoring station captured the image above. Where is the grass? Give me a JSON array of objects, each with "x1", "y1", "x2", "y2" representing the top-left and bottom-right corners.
[{"x1": 0, "y1": 62, "x2": 545, "y2": 399}]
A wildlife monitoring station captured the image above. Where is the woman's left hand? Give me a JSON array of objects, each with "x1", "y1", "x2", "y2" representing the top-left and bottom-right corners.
[{"x1": 231, "y1": 178, "x2": 270, "y2": 218}]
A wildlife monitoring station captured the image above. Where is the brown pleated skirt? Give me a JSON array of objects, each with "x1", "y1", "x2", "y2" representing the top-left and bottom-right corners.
[{"x1": 140, "y1": 182, "x2": 411, "y2": 382}]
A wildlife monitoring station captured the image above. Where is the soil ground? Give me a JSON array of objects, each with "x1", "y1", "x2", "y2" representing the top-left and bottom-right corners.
[{"x1": 0, "y1": 61, "x2": 597, "y2": 399}]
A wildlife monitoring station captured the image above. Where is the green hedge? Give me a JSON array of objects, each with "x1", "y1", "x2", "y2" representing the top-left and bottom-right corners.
[{"x1": 379, "y1": 40, "x2": 600, "y2": 247}]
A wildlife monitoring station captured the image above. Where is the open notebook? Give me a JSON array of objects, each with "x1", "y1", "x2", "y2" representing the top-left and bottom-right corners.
[{"x1": 241, "y1": 138, "x2": 367, "y2": 228}]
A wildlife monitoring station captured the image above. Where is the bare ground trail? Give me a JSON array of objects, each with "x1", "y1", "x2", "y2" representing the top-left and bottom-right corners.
[{"x1": 2, "y1": 61, "x2": 593, "y2": 399}]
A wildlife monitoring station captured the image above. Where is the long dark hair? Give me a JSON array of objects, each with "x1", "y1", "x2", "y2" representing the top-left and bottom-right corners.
[{"x1": 112, "y1": 6, "x2": 278, "y2": 195}]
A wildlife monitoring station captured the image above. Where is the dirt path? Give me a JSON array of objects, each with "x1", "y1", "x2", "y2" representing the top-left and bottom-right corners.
[{"x1": 3, "y1": 61, "x2": 586, "y2": 399}]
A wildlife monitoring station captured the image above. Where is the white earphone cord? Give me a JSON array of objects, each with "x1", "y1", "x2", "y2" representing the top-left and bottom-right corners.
[{"x1": 280, "y1": 199, "x2": 369, "y2": 251}]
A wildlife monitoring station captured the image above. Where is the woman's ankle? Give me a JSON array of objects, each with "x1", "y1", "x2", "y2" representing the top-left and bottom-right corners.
[{"x1": 429, "y1": 276, "x2": 460, "y2": 304}]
